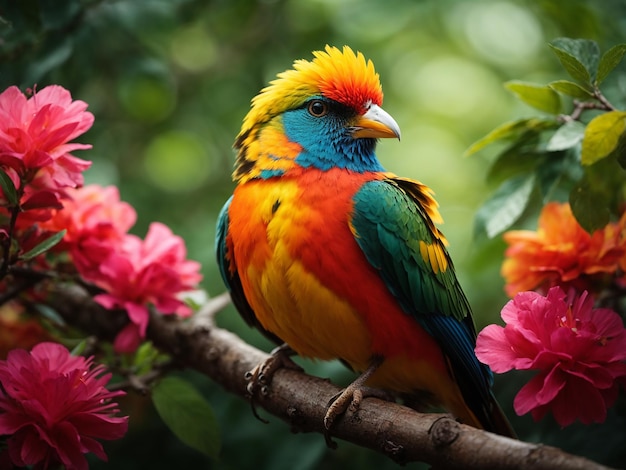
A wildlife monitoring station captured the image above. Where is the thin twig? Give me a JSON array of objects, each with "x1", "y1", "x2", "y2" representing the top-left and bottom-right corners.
[
  {"x1": 195, "y1": 291, "x2": 232, "y2": 321},
  {"x1": 109, "y1": 361, "x2": 177, "y2": 394},
  {"x1": 0, "y1": 205, "x2": 21, "y2": 279},
  {"x1": 559, "y1": 87, "x2": 616, "y2": 123},
  {"x1": 0, "y1": 266, "x2": 56, "y2": 304},
  {"x1": 593, "y1": 88, "x2": 616, "y2": 111}
]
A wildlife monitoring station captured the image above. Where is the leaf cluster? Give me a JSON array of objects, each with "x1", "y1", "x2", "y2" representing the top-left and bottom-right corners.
[{"x1": 469, "y1": 38, "x2": 626, "y2": 235}]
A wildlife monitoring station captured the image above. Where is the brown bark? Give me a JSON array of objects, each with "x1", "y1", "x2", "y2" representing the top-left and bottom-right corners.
[{"x1": 47, "y1": 284, "x2": 614, "y2": 470}]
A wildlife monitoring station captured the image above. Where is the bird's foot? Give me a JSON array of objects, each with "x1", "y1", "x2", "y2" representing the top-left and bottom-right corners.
[
  {"x1": 323, "y1": 356, "x2": 388, "y2": 447},
  {"x1": 244, "y1": 343, "x2": 302, "y2": 422},
  {"x1": 324, "y1": 384, "x2": 391, "y2": 429}
]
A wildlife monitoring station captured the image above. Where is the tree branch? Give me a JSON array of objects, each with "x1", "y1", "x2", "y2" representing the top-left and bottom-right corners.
[{"x1": 46, "y1": 284, "x2": 614, "y2": 470}]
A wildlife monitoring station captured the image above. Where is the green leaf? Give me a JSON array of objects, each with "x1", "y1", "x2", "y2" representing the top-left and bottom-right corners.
[
  {"x1": 570, "y1": 181, "x2": 610, "y2": 233},
  {"x1": 71, "y1": 339, "x2": 89, "y2": 356},
  {"x1": 569, "y1": 157, "x2": 625, "y2": 233},
  {"x1": 34, "y1": 304, "x2": 66, "y2": 326},
  {"x1": 152, "y1": 377, "x2": 220, "y2": 459},
  {"x1": 548, "y1": 80, "x2": 594, "y2": 99},
  {"x1": 547, "y1": 120, "x2": 586, "y2": 151},
  {"x1": 39, "y1": 0, "x2": 81, "y2": 29},
  {"x1": 475, "y1": 174, "x2": 535, "y2": 238},
  {"x1": 612, "y1": 130, "x2": 626, "y2": 170},
  {"x1": 549, "y1": 38, "x2": 600, "y2": 84},
  {"x1": 133, "y1": 341, "x2": 163, "y2": 375},
  {"x1": 0, "y1": 168, "x2": 19, "y2": 206},
  {"x1": 581, "y1": 110, "x2": 626, "y2": 165},
  {"x1": 535, "y1": 150, "x2": 581, "y2": 202},
  {"x1": 597, "y1": 43, "x2": 626, "y2": 85},
  {"x1": 19, "y1": 230, "x2": 66, "y2": 260},
  {"x1": 505, "y1": 81, "x2": 561, "y2": 114},
  {"x1": 569, "y1": 177, "x2": 610, "y2": 234},
  {"x1": 486, "y1": 144, "x2": 543, "y2": 185},
  {"x1": 464, "y1": 118, "x2": 558, "y2": 157}
]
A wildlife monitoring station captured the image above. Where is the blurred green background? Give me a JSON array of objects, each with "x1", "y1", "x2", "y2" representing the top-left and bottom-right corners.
[{"x1": 1, "y1": 0, "x2": 625, "y2": 468}]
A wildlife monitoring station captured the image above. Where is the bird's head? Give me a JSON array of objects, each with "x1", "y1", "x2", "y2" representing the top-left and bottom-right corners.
[{"x1": 233, "y1": 45, "x2": 400, "y2": 183}]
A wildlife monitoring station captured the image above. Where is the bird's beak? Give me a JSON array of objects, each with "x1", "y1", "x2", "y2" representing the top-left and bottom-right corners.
[{"x1": 351, "y1": 104, "x2": 401, "y2": 140}]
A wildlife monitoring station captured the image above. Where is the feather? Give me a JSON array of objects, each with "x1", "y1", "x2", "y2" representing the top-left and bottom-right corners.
[{"x1": 350, "y1": 177, "x2": 502, "y2": 431}]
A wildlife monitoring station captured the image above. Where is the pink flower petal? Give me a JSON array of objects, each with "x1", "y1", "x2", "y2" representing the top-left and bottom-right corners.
[
  {"x1": 514, "y1": 373, "x2": 545, "y2": 416},
  {"x1": 0, "y1": 342, "x2": 127, "y2": 469},
  {"x1": 124, "y1": 302, "x2": 149, "y2": 335},
  {"x1": 86, "y1": 220, "x2": 201, "y2": 345},
  {"x1": 475, "y1": 325, "x2": 518, "y2": 373},
  {"x1": 13, "y1": 429, "x2": 52, "y2": 467},
  {"x1": 0, "y1": 85, "x2": 93, "y2": 200},
  {"x1": 549, "y1": 375, "x2": 607, "y2": 426},
  {"x1": 514, "y1": 365, "x2": 565, "y2": 417},
  {"x1": 113, "y1": 323, "x2": 143, "y2": 354}
]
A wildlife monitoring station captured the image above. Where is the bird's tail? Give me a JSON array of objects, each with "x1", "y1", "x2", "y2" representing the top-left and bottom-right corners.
[
  {"x1": 484, "y1": 394, "x2": 517, "y2": 438},
  {"x1": 446, "y1": 391, "x2": 517, "y2": 438}
]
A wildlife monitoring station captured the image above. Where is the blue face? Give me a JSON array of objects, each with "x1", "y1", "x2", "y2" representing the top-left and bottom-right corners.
[{"x1": 281, "y1": 96, "x2": 385, "y2": 173}]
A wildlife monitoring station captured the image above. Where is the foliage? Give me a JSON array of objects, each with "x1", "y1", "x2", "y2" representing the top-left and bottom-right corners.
[
  {"x1": 469, "y1": 37, "x2": 626, "y2": 235},
  {"x1": 152, "y1": 376, "x2": 220, "y2": 459}
]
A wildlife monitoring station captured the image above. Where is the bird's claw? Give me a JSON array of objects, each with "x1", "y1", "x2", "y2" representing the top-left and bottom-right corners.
[
  {"x1": 322, "y1": 356, "x2": 388, "y2": 447},
  {"x1": 245, "y1": 344, "x2": 302, "y2": 422},
  {"x1": 324, "y1": 385, "x2": 391, "y2": 430}
]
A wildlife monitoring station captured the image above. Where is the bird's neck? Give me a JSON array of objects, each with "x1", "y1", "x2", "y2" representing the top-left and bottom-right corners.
[{"x1": 233, "y1": 122, "x2": 384, "y2": 184}]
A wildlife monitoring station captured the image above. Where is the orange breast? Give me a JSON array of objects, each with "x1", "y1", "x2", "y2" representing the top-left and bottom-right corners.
[{"x1": 226, "y1": 168, "x2": 463, "y2": 404}]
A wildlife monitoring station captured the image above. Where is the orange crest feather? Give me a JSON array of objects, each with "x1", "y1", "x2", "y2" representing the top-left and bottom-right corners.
[
  {"x1": 238, "y1": 46, "x2": 383, "y2": 142},
  {"x1": 300, "y1": 46, "x2": 383, "y2": 113}
]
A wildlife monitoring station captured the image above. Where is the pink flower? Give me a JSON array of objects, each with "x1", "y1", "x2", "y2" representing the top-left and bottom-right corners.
[
  {"x1": 0, "y1": 85, "x2": 93, "y2": 210},
  {"x1": 39, "y1": 185, "x2": 137, "y2": 280},
  {"x1": 92, "y1": 222, "x2": 202, "y2": 353},
  {"x1": 0, "y1": 342, "x2": 128, "y2": 470},
  {"x1": 476, "y1": 287, "x2": 626, "y2": 426}
]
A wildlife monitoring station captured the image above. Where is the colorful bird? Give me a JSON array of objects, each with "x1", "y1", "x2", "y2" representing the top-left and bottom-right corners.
[{"x1": 216, "y1": 45, "x2": 515, "y2": 437}]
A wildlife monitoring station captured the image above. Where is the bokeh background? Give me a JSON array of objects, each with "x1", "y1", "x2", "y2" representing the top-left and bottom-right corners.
[{"x1": 2, "y1": 0, "x2": 625, "y2": 468}]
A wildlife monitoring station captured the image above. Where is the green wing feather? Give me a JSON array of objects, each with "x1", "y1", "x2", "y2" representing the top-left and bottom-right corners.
[
  {"x1": 351, "y1": 178, "x2": 471, "y2": 321},
  {"x1": 351, "y1": 177, "x2": 496, "y2": 427}
]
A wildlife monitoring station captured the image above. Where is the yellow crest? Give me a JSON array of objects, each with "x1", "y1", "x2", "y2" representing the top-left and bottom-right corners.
[{"x1": 236, "y1": 45, "x2": 383, "y2": 147}]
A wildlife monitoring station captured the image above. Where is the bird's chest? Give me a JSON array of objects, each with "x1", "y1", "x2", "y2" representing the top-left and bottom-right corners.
[{"x1": 227, "y1": 173, "x2": 375, "y2": 363}]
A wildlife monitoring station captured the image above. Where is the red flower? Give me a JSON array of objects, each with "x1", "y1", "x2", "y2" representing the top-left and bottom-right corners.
[
  {"x1": 476, "y1": 286, "x2": 626, "y2": 426},
  {"x1": 0, "y1": 85, "x2": 93, "y2": 213},
  {"x1": 0, "y1": 342, "x2": 128, "y2": 470},
  {"x1": 501, "y1": 202, "x2": 626, "y2": 297},
  {"x1": 92, "y1": 222, "x2": 202, "y2": 353},
  {"x1": 39, "y1": 185, "x2": 137, "y2": 280}
]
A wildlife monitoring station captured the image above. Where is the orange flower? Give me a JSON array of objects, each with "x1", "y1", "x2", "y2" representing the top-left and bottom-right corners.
[{"x1": 502, "y1": 202, "x2": 626, "y2": 297}]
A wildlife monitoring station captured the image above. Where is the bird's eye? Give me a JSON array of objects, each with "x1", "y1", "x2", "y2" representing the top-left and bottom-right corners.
[{"x1": 307, "y1": 100, "x2": 328, "y2": 117}]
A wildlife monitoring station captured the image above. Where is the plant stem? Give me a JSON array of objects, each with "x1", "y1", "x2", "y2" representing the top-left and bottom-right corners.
[{"x1": 0, "y1": 204, "x2": 21, "y2": 279}]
